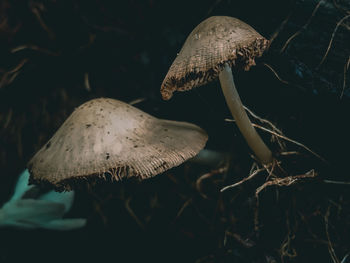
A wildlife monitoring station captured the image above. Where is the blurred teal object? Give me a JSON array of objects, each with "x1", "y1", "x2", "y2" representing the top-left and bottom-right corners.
[{"x1": 0, "y1": 169, "x2": 86, "y2": 230}]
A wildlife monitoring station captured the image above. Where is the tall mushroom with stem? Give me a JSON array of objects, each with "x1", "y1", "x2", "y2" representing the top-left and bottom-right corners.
[
  {"x1": 161, "y1": 16, "x2": 273, "y2": 165},
  {"x1": 28, "y1": 98, "x2": 208, "y2": 191}
]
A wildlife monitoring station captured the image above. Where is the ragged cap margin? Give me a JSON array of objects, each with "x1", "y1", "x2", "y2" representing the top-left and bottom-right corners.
[
  {"x1": 28, "y1": 147, "x2": 204, "y2": 192},
  {"x1": 161, "y1": 37, "x2": 269, "y2": 100}
]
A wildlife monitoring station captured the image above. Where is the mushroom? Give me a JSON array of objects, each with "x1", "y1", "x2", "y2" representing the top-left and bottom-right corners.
[
  {"x1": 27, "y1": 98, "x2": 208, "y2": 191},
  {"x1": 161, "y1": 16, "x2": 272, "y2": 164}
]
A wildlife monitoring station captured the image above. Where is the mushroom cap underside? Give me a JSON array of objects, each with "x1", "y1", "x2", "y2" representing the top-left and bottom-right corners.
[
  {"x1": 161, "y1": 16, "x2": 269, "y2": 100},
  {"x1": 27, "y1": 98, "x2": 208, "y2": 191}
]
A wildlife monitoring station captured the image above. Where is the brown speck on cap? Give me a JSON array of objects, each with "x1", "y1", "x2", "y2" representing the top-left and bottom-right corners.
[
  {"x1": 161, "y1": 16, "x2": 269, "y2": 100},
  {"x1": 27, "y1": 98, "x2": 208, "y2": 191}
]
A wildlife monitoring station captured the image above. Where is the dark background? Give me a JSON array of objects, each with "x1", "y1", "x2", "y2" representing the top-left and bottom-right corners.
[{"x1": 0, "y1": 0, "x2": 350, "y2": 262}]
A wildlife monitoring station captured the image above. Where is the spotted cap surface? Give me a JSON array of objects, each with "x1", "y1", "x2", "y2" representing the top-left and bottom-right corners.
[
  {"x1": 28, "y1": 98, "x2": 208, "y2": 191},
  {"x1": 161, "y1": 16, "x2": 269, "y2": 100}
]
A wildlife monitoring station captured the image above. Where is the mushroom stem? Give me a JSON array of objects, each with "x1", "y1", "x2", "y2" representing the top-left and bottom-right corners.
[{"x1": 219, "y1": 63, "x2": 273, "y2": 164}]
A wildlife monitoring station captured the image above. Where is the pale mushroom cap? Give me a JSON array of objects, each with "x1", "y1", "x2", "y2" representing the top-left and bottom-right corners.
[
  {"x1": 161, "y1": 16, "x2": 269, "y2": 100},
  {"x1": 27, "y1": 98, "x2": 208, "y2": 191}
]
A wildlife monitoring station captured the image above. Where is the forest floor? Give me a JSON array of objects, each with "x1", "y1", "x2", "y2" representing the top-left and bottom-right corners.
[{"x1": 0, "y1": 1, "x2": 349, "y2": 262}]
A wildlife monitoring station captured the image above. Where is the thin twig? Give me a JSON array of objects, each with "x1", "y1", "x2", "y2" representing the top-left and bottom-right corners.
[
  {"x1": 243, "y1": 105, "x2": 286, "y2": 150},
  {"x1": 265, "y1": 159, "x2": 279, "y2": 182},
  {"x1": 256, "y1": 169, "x2": 317, "y2": 196},
  {"x1": 280, "y1": 211, "x2": 297, "y2": 262},
  {"x1": 128, "y1": 97, "x2": 147, "y2": 105},
  {"x1": 340, "y1": 56, "x2": 350, "y2": 98},
  {"x1": 332, "y1": 0, "x2": 350, "y2": 15},
  {"x1": 30, "y1": 2, "x2": 55, "y2": 39},
  {"x1": 254, "y1": 194, "x2": 260, "y2": 232},
  {"x1": 125, "y1": 197, "x2": 145, "y2": 230},
  {"x1": 279, "y1": 151, "x2": 301, "y2": 156},
  {"x1": 5, "y1": 59, "x2": 28, "y2": 74},
  {"x1": 318, "y1": 14, "x2": 350, "y2": 67},
  {"x1": 92, "y1": 200, "x2": 108, "y2": 225},
  {"x1": 11, "y1": 45, "x2": 59, "y2": 56},
  {"x1": 249, "y1": 162, "x2": 259, "y2": 176},
  {"x1": 262, "y1": 63, "x2": 307, "y2": 92},
  {"x1": 341, "y1": 253, "x2": 350, "y2": 263},
  {"x1": 269, "y1": 8, "x2": 294, "y2": 44},
  {"x1": 84, "y1": 73, "x2": 91, "y2": 92},
  {"x1": 197, "y1": 167, "x2": 227, "y2": 197},
  {"x1": 325, "y1": 206, "x2": 340, "y2": 263},
  {"x1": 0, "y1": 59, "x2": 28, "y2": 89},
  {"x1": 280, "y1": 0, "x2": 324, "y2": 53},
  {"x1": 220, "y1": 166, "x2": 266, "y2": 192},
  {"x1": 323, "y1": 179, "x2": 350, "y2": 185},
  {"x1": 175, "y1": 198, "x2": 192, "y2": 220},
  {"x1": 253, "y1": 123, "x2": 327, "y2": 163},
  {"x1": 224, "y1": 118, "x2": 327, "y2": 163},
  {"x1": 263, "y1": 63, "x2": 290, "y2": 85},
  {"x1": 224, "y1": 231, "x2": 255, "y2": 248},
  {"x1": 3, "y1": 109, "x2": 13, "y2": 129},
  {"x1": 243, "y1": 105, "x2": 283, "y2": 135}
]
